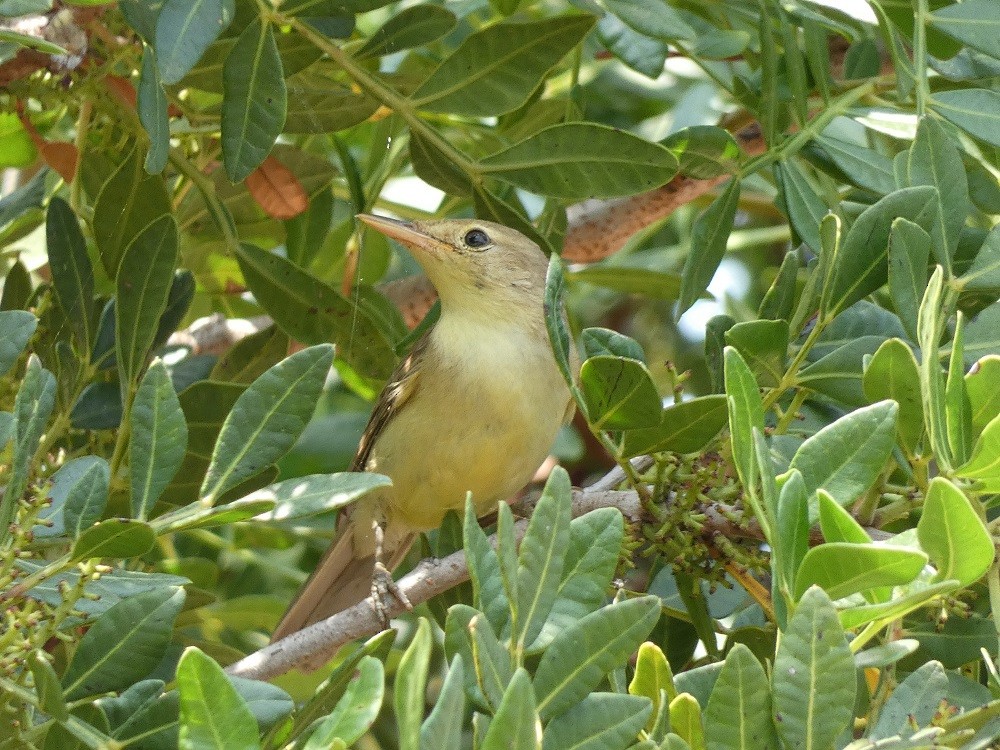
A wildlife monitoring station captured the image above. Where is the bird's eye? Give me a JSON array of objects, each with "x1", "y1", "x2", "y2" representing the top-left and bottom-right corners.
[{"x1": 464, "y1": 229, "x2": 490, "y2": 248}]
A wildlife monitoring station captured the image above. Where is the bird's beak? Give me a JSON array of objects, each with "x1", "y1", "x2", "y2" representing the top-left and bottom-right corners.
[{"x1": 357, "y1": 214, "x2": 444, "y2": 258}]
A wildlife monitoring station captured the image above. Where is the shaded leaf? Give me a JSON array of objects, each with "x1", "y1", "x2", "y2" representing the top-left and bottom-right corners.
[
  {"x1": 200, "y1": 344, "x2": 333, "y2": 504},
  {"x1": 62, "y1": 587, "x2": 185, "y2": 700},
  {"x1": 481, "y1": 123, "x2": 678, "y2": 200},
  {"x1": 411, "y1": 16, "x2": 594, "y2": 117},
  {"x1": 116, "y1": 215, "x2": 180, "y2": 390},
  {"x1": 222, "y1": 20, "x2": 286, "y2": 181},
  {"x1": 130, "y1": 360, "x2": 188, "y2": 520},
  {"x1": 678, "y1": 178, "x2": 740, "y2": 315}
]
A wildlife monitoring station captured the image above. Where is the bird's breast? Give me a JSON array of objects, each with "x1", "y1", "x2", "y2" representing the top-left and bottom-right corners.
[{"x1": 367, "y1": 317, "x2": 570, "y2": 531}]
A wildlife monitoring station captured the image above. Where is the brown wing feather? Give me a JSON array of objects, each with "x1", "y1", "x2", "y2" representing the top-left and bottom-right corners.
[{"x1": 350, "y1": 332, "x2": 429, "y2": 472}]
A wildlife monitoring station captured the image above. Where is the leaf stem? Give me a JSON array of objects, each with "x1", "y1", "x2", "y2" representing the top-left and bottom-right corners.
[
  {"x1": 741, "y1": 81, "x2": 876, "y2": 177},
  {"x1": 913, "y1": 0, "x2": 930, "y2": 117},
  {"x1": 288, "y1": 18, "x2": 479, "y2": 182}
]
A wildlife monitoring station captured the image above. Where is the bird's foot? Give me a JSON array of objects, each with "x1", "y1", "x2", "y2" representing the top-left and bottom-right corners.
[{"x1": 368, "y1": 521, "x2": 413, "y2": 629}]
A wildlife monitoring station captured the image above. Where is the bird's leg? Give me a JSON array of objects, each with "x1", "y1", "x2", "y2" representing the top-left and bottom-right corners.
[{"x1": 369, "y1": 520, "x2": 413, "y2": 628}]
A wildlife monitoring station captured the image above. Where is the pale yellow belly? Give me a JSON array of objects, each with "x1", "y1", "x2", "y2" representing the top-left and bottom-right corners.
[{"x1": 365, "y1": 341, "x2": 568, "y2": 540}]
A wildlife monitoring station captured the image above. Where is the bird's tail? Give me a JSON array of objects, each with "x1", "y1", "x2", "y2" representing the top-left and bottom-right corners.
[{"x1": 271, "y1": 527, "x2": 414, "y2": 669}]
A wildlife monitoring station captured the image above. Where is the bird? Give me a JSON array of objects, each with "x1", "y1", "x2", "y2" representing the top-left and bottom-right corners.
[{"x1": 271, "y1": 215, "x2": 576, "y2": 664}]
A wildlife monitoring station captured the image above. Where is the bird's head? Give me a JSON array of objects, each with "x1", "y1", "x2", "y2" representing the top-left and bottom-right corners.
[{"x1": 357, "y1": 214, "x2": 549, "y2": 320}]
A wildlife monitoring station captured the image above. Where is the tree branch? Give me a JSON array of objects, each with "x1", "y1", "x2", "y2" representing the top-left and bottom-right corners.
[
  {"x1": 225, "y1": 450, "x2": 889, "y2": 681},
  {"x1": 225, "y1": 482, "x2": 642, "y2": 681}
]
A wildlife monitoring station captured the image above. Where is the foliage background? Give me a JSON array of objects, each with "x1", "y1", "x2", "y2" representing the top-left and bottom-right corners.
[{"x1": 4, "y1": 0, "x2": 1000, "y2": 747}]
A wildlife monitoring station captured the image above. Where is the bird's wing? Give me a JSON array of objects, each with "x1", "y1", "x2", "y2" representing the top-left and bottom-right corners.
[{"x1": 350, "y1": 331, "x2": 429, "y2": 472}]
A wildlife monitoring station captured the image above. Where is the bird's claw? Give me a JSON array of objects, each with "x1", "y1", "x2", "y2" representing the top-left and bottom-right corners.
[
  {"x1": 368, "y1": 520, "x2": 413, "y2": 629},
  {"x1": 370, "y1": 561, "x2": 413, "y2": 628}
]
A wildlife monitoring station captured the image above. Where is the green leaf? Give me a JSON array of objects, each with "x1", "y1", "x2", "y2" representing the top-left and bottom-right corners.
[
  {"x1": 303, "y1": 656, "x2": 383, "y2": 749},
  {"x1": 918, "y1": 267, "x2": 951, "y2": 469},
  {"x1": 284, "y1": 75, "x2": 380, "y2": 135},
  {"x1": 600, "y1": 0, "x2": 694, "y2": 41},
  {"x1": 1, "y1": 355, "x2": 55, "y2": 544},
  {"x1": 480, "y1": 123, "x2": 679, "y2": 200},
  {"x1": 529, "y1": 507, "x2": 624, "y2": 652},
  {"x1": 420, "y1": 656, "x2": 464, "y2": 750},
  {"x1": 862, "y1": 338, "x2": 924, "y2": 454},
  {"x1": 823, "y1": 186, "x2": 937, "y2": 318},
  {"x1": 282, "y1": 631, "x2": 395, "y2": 746},
  {"x1": 249, "y1": 472, "x2": 391, "y2": 521},
  {"x1": 869, "y1": 661, "x2": 947, "y2": 741},
  {"x1": 725, "y1": 347, "x2": 764, "y2": 493},
  {"x1": 788, "y1": 400, "x2": 898, "y2": 519},
  {"x1": 581, "y1": 328, "x2": 646, "y2": 362},
  {"x1": 53, "y1": 456, "x2": 110, "y2": 537},
  {"x1": 115, "y1": 215, "x2": 180, "y2": 390},
  {"x1": 664, "y1": 125, "x2": 742, "y2": 179},
  {"x1": 580, "y1": 355, "x2": 662, "y2": 431},
  {"x1": 946, "y1": 314, "x2": 972, "y2": 465},
  {"x1": 794, "y1": 543, "x2": 927, "y2": 601},
  {"x1": 534, "y1": 595, "x2": 660, "y2": 720},
  {"x1": 139, "y1": 46, "x2": 169, "y2": 174},
  {"x1": 92, "y1": 144, "x2": 171, "y2": 278},
  {"x1": 481, "y1": 669, "x2": 538, "y2": 750},
  {"x1": 908, "y1": 117, "x2": 968, "y2": 268},
  {"x1": 817, "y1": 489, "x2": 869, "y2": 546},
  {"x1": 629, "y1": 641, "x2": 676, "y2": 732},
  {"x1": 930, "y1": 0, "x2": 1000, "y2": 61},
  {"x1": 515, "y1": 467, "x2": 572, "y2": 651},
  {"x1": 358, "y1": 5, "x2": 456, "y2": 59},
  {"x1": 854, "y1": 640, "x2": 919, "y2": 669},
  {"x1": 222, "y1": 19, "x2": 286, "y2": 181},
  {"x1": 199, "y1": 344, "x2": 333, "y2": 504},
  {"x1": 46, "y1": 197, "x2": 94, "y2": 352},
  {"x1": 678, "y1": 178, "x2": 741, "y2": 315},
  {"x1": 773, "y1": 587, "x2": 856, "y2": 750},
  {"x1": 774, "y1": 470, "x2": 810, "y2": 608},
  {"x1": 839, "y1": 579, "x2": 959, "y2": 630},
  {"x1": 918, "y1": 477, "x2": 994, "y2": 586},
  {"x1": 409, "y1": 130, "x2": 473, "y2": 196},
  {"x1": 543, "y1": 692, "x2": 651, "y2": 750},
  {"x1": 62, "y1": 587, "x2": 185, "y2": 700},
  {"x1": 130, "y1": 360, "x2": 188, "y2": 520},
  {"x1": 620, "y1": 394, "x2": 728, "y2": 458},
  {"x1": 887, "y1": 218, "x2": 931, "y2": 341},
  {"x1": 410, "y1": 16, "x2": 594, "y2": 117},
  {"x1": 775, "y1": 159, "x2": 826, "y2": 254},
  {"x1": 177, "y1": 647, "x2": 259, "y2": 750},
  {"x1": 932, "y1": 89, "x2": 1000, "y2": 149},
  {"x1": 797, "y1": 335, "x2": 886, "y2": 407},
  {"x1": 758, "y1": 251, "x2": 799, "y2": 322},
  {"x1": 395, "y1": 618, "x2": 432, "y2": 750},
  {"x1": 149, "y1": 496, "x2": 276, "y2": 534},
  {"x1": 71, "y1": 518, "x2": 156, "y2": 560},
  {"x1": 568, "y1": 266, "x2": 684, "y2": 301},
  {"x1": 28, "y1": 651, "x2": 68, "y2": 722},
  {"x1": 155, "y1": 0, "x2": 235, "y2": 84},
  {"x1": 596, "y1": 13, "x2": 668, "y2": 80},
  {"x1": 234, "y1": 243, "x2": 400, "y2": 380},
  {"x1": 704, "y1": 644, "x2": 777, "y2": 750},
  {"x1": 461, "y1": 501, "x2": 509, "y2": 634},
  {"x1": 966, "y1": 355, "x2": 1000, "y2": 436},
  {"x1": 724, "y1": 320, "x2": 788, "y2": 387},
  {"x1": 544, "y1": 255, "x2": 575, "y2": 392},
  {"x1": 669, "y1": 693, "x2": 705, "y2": 750},
  {"x1": 0, "y1": 309, "x2": 37, "y2": 376},
  {"x1": 816, "y1": 135, "x2": 896, "y2": 196},
  {"x1": 443, "y1": 607, "x2": 504, "y2": 710},
  {"x1": 960, "y1": 224, "x2": 1000, "y2": 291}
]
